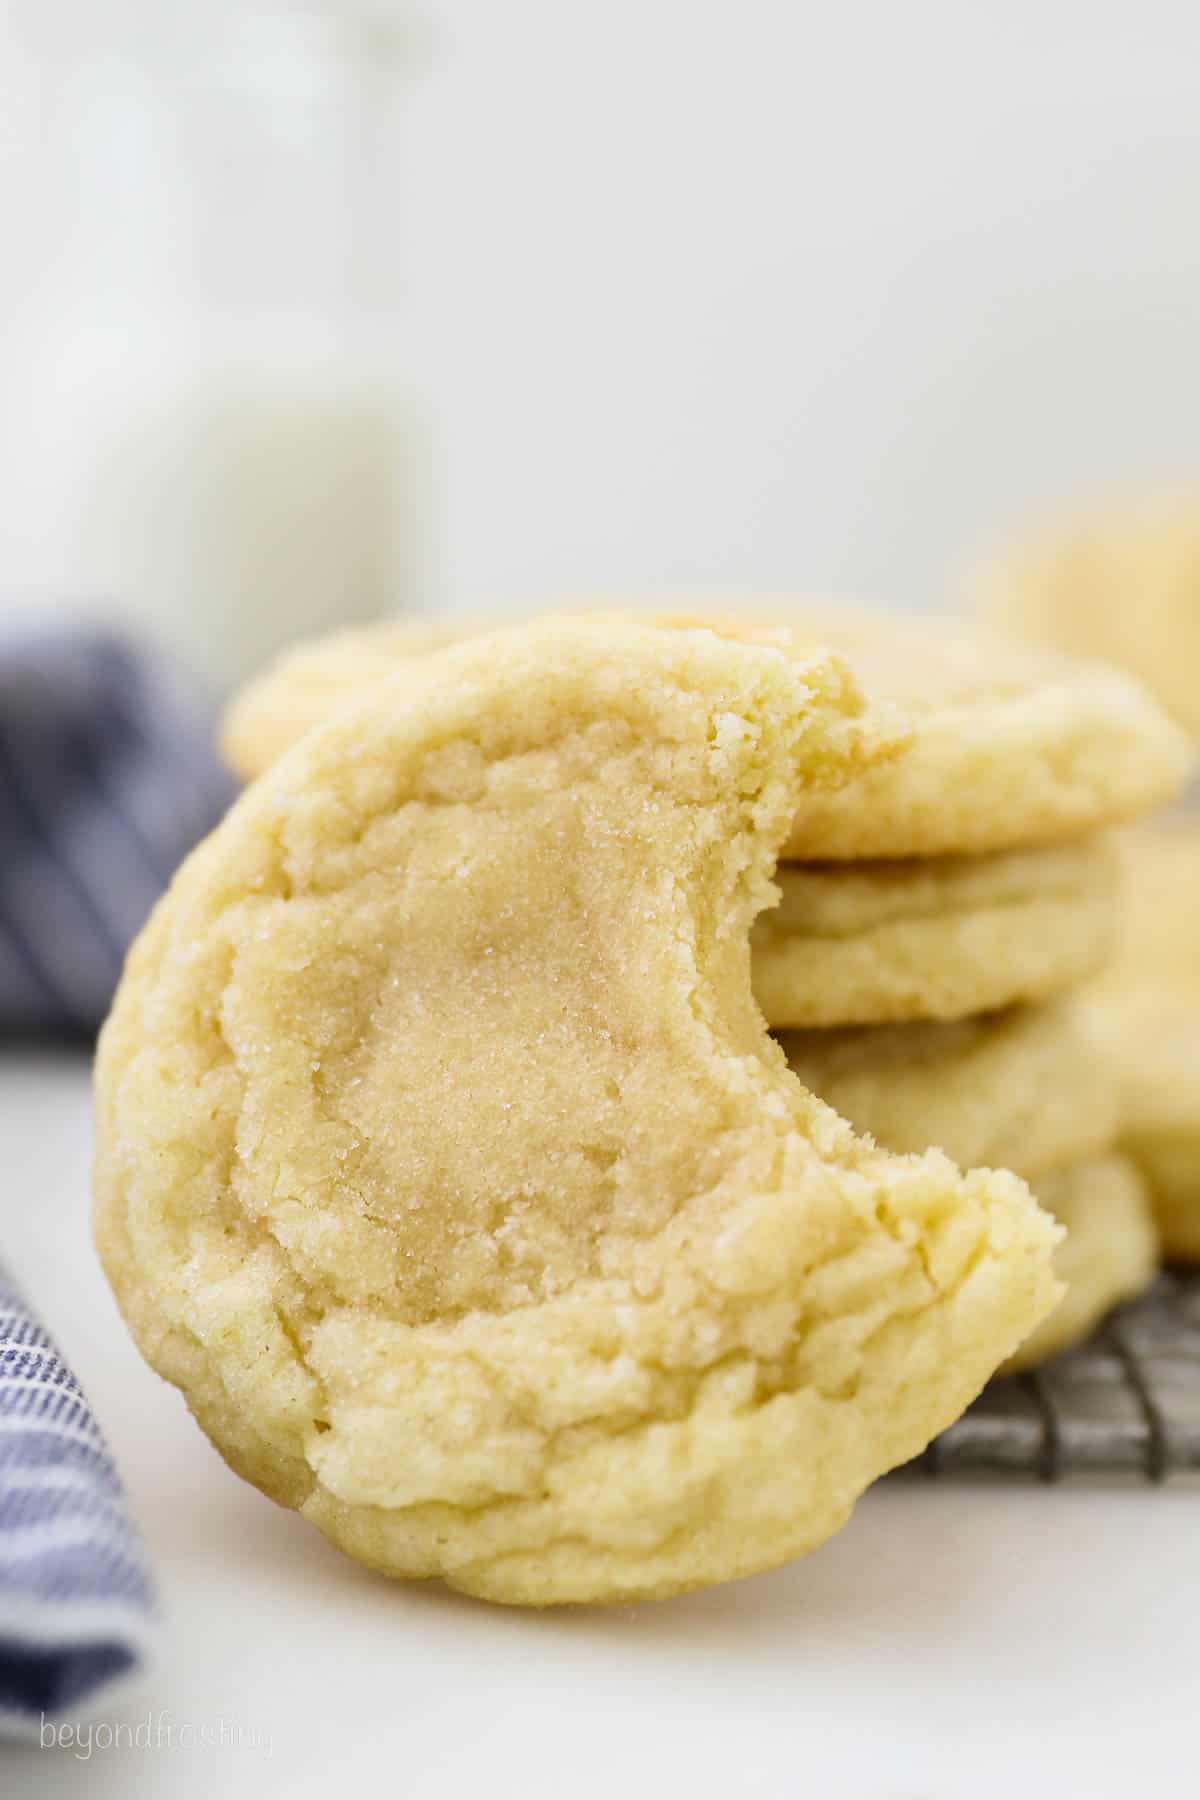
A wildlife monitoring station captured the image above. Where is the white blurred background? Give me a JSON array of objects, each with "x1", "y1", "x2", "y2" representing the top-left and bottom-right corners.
[{"x1": 2, "y1": 1, "x2": 1200, "y2": 681}]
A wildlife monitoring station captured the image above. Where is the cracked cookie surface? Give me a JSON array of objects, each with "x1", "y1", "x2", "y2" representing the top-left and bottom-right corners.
[{"x1": 97, "y1": 620, "x2": 1059, "y2": 1604}]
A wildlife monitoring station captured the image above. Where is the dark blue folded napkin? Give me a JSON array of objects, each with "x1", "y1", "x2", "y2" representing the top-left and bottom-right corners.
[
  {"x1": 0, "y1": 1266, "x2": 157, "y2": 1738},
  {"x1": 0, "y1": 623, "x2": 235, "y2": 1037},
  {"x1": 0, "y1": 621, "x2": 235, "y2": 1735}
]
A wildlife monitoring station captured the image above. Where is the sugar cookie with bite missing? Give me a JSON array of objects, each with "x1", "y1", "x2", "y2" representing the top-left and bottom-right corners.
[{"x1": 97, "y1": 620, "x2": 1059, "y2": 1605}]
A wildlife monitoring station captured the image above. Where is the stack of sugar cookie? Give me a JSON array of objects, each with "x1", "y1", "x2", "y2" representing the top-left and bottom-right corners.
[
  {"x1": 976, "y1": 499, "x2": 1200, "y2": 1265},
  {"x1": 222, "y1": 608, "x2": 1192, "y2": 1370},
  {"x1": 747, "y1": 610, "x2": 1189, "y2": 1368}
]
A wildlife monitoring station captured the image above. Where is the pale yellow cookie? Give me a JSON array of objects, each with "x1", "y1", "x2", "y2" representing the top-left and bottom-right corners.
[
  {"x1": 220, "y1": 610, "x2": 1192, "y2": 859},
  {"x1": 776, "y1": 611, "x2": 1192, "y2": 858},
  {"x1": 753, "y1": 839, "x2": 1118, "y2": 1027},
  {"x1": 777, "y1": 1000, "x2": 1119, "y2": 1181},
  {"x1": 96, "y1": 620, "x2": 1059, "y2": 1606},
  {"x1": 221, "y1": 619, "x2": 471, "y2": 779},
  {"x1": 1005, "y1": 1155, "x2": 1159, "y2": 1371},
  {"x1": 1122, "y1": 1138, "x2": 1200, "y2": 1263},
  {"x1": 1082, "y1": 822, "x2": 1200, "y2": 1261},
  {"x1": 975, "y1": 494, "x2": 1200, "y2": 739}
]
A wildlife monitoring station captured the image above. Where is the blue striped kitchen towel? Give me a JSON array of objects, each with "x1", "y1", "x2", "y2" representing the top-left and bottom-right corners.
[
  {"x1": 0, "y1": 621, "x2": 235, "y2": 1735},
  {"x1": 0, "y1": 621, "x2": 235, "y2": 1037},
  {"x1": 0, "y1": 1264, "x2": 157, "y2": 1738}
]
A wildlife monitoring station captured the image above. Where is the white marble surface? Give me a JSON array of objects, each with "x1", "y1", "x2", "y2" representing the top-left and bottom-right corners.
[{"x1": 4, "y1": 1049, "x2": 1196, "y2": 1799}]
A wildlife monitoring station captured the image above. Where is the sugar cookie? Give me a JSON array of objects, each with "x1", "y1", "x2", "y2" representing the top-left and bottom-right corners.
[
  {"x1": 1083, "y1": 822, "x2": 1200, "y2": 1261},
  {"x1": 1006, "y1": 1155, "x2": 1158, "y2": 1371},
  {"x1": 221, "y1": 619, "x2": 472, "y2": 780},
  {"x1": 777, "y1": 1000, "x2": 1118, "y2": 1182},
  {"x1": 753, "y1": 839, "x2": 1118, "y2": 1027},
  {"x1": 773, "y1": 611, "x2": 1191, "y2": 858},
  {"x1": 975, "y1": 495, "x2": 1200, "y2": 739}
]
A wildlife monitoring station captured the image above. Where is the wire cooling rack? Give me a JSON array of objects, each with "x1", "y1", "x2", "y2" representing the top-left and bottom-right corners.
[{"x1": 910, "y1": 1271, "x2": 1200, "y2": 1481}]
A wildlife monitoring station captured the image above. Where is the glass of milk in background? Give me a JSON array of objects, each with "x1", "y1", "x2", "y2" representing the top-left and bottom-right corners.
[{"x1": 0, "y1": 0, "x2": 422, "y2": 690}]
